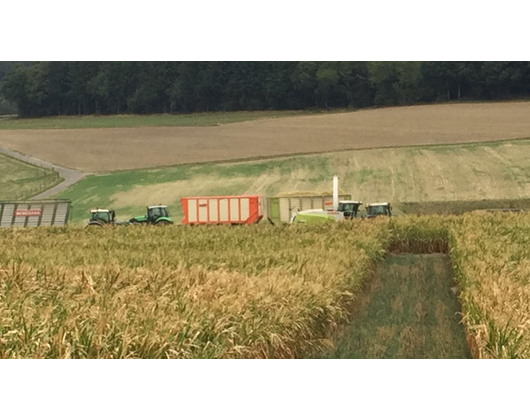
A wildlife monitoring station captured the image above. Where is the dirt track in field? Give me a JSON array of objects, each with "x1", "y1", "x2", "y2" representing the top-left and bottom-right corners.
[{"x1": 1, "y1": 102, "x2": 530, "y2": 172}]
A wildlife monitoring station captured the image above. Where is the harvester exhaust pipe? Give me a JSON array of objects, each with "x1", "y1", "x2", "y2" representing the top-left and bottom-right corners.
[{"x1": 333, "y1": 175, "x2": 339, "y2": 211}]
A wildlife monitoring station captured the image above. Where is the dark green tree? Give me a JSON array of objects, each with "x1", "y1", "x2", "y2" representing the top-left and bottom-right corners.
[{"x1": 2, "y1": 61, "x2": 530, "y2": 118}]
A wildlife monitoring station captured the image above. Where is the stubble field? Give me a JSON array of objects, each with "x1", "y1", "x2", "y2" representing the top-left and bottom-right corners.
[
  {"x1": 1, "y1": 102, "x2": 530, "y2": 172},
  {"x1": 57, "y1": 138, "x2": 530, "y2": 224}
]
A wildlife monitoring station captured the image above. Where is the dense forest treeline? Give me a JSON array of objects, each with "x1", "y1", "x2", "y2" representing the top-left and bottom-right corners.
[
  {"x1": 0, "y1": 62, "x2": 18, "y2": 114},
  {"x1": 1, "y1": 61, "x2": 530, "y2": 117}
]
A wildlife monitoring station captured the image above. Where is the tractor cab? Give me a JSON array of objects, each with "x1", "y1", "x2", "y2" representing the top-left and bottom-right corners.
[
  {"x1": 337, "y1": 201, "x2": 362, "y2": 219},
  {"x1": 365, "y1": 202, "x2": 392, "y2": 218},
  {"x1": 147, "y1": 206, "x2": 170, "y2": 223},
  {"x1": 87, "y1": 209, "x2": 116, "y2": 227},
  {"x1": 130, "y1": 205, "x2": 173, "y2": 225}
]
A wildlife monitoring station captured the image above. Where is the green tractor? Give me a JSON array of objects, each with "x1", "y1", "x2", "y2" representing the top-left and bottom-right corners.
[
  {"x1": 129, "y1": 205, "x2": 174, "y2": 226},
  {"x1": 86, "y1": 208, "x2": 129, "y2": 227}
]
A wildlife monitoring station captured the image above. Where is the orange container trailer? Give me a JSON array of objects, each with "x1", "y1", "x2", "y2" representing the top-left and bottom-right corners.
[{"x1": 181, "y1": 195, "x2": 263, "y2": 225}]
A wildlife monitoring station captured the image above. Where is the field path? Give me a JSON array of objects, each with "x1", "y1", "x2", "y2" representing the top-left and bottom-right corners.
[
  {"x1": 327, "y1": 254, "x2": 470, "y2": 359},
  {"x1": 0, "y1": 146, "x2": 85, "y2": 199}
]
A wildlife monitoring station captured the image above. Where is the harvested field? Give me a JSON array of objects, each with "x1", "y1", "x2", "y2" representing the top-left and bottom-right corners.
[
  {"x1": 2, "y1": 102, "x2": 530, "y2": 172},
  {"x1": 57, "y1": 138, "x2": 530, "y2": 224}
]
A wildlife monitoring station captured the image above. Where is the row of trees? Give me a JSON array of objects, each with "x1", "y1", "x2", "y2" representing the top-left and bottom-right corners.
[
  {"x1": 0, "y1": 62, "x2": 18, "y2": 114},
  {"x1": 1, "y1": 61, "x2": 530, "y2": 117},
  {"x1": 0, "y1": 61, "x2": 31, "y2": 115}
]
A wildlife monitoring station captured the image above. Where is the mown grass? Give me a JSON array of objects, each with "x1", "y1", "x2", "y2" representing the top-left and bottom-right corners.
[
  {"x1": 0, "y1": 152, "x2": 63, "y2": 200},
  {"x1": 0, "y1": 110, "x2": 324, "y2": 130},
  {"x1": 328, "y1": 254, "x2": 470, "y2": 359},
  {"x1": 0, "y1": 221, "x2": 390, "y2": 358}
]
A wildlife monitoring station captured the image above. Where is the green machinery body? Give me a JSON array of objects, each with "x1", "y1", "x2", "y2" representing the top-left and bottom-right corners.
[
  {"x1": 292, "y1": 212, "x2": 336, "y2": 224},
  {"x1": 267, "y1": 194, "x2": 352, "y2": 225},
  {"x1": 129, "y1": 206, "x2": 174, "y2": 225}
]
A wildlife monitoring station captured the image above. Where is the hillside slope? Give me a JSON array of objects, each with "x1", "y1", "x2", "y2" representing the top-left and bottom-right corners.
[
  {"x1": 2, "y1": 102, "x2": 530, "y2": 172},
  {"x1": 57, "y1": 138, "x2": 530, "y2": 224}
]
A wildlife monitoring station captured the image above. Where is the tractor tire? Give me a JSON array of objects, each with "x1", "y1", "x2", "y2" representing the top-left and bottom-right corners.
[
  {"x1": 86, "y1": 222, "x2": 104, "y2": 228},
  {"x1": 155, "y1": 220, "x2": 171, "y2": 226}
]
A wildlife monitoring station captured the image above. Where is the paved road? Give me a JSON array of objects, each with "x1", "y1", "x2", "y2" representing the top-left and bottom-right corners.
[{"x1": 0, "y1": 146, "x2": 85, "y2": 199}]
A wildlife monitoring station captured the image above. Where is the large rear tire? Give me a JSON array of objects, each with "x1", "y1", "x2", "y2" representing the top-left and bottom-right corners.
[
  {"x1": 155, "y1": 220, "x2": 171, "y2": 226},
  {"x1": 86, "y1": 222, "x2": 104, "y2": 228}
]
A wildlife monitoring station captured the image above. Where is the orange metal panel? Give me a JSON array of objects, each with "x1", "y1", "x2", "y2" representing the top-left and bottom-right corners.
[{"x1": 181, "y1": 195, "x2": 263, "y2": 225}]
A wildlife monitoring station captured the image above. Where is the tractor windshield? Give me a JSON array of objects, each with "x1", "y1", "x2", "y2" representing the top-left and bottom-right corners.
[
  {"x1": 338, "y1": 203, "x2": 358, "y2": 212},
  {"x1": 367, "y1": 206, "x2": 389, "y2": 216},
  {"x1": 91, "y1": 212, "x2": 110, "y2": 223},
  {"x1": 338, "y1": 202, "x2": 359, "y2": 216},
  {"x1": 149, "y1": 207, "x2": 169, "y2": 219}
]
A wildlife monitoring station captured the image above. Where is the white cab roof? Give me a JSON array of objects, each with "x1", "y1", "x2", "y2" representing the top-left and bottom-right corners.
[{"x1": 366, "y1": 202, "x2": 390, "y2": 207}]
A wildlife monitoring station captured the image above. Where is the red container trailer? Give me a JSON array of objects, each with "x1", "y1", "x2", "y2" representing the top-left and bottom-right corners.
[{"x1": 181, "y1": 195, "x2": 263, "y2": 225}]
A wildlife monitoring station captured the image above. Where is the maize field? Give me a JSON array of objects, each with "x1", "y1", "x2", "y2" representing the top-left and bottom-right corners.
[
  {"x1": 449, "y1": 213, "x2": 530, "y2": 359},
  {"x1": 0, "y1": 222, "x2": 389, "y2": 358},
  {"x1": 0, "y1": 213, "x2": 529, "y2": 358}
]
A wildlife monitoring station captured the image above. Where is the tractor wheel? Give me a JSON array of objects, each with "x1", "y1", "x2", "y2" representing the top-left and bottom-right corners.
[
  {"x1": 155, "y1": 220, "x2": 171, "y2": 226},
  {"x1": 86, "y1": 222, "x2": 103, "y2": 228}
]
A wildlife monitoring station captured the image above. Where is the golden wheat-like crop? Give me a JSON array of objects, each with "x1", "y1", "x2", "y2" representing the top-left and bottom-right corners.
[{"x1": 0, "y1": 222, "x2": 389, "y2": 358}]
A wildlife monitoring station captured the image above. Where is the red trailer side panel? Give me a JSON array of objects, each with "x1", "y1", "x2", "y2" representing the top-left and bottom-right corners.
[{"x1": 181, "y1": 195, "x2": 263, "y2": 225}]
